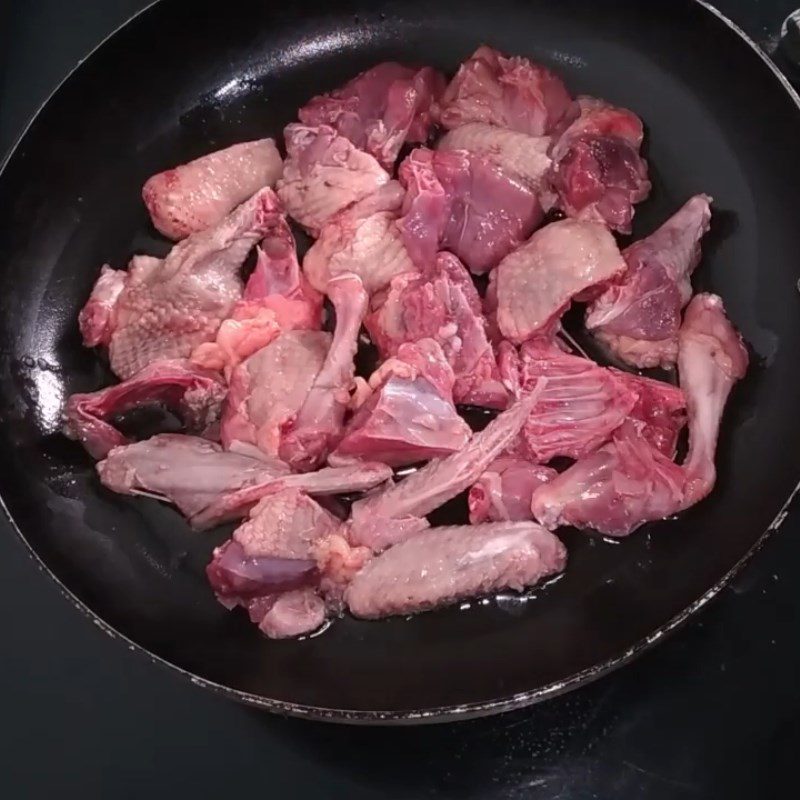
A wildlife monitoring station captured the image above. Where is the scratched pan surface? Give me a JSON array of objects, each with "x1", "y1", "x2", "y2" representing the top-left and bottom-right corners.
[{"x1": 1, "y1": 0, "x2": 800, "y2": 723}]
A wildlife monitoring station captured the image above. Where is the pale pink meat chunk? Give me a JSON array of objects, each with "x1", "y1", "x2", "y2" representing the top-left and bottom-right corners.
[
  {"x1": 366, "y1": 336, "x2": 458, "y2": 397},
  {"x1": 346, "y1": 521, "x2": 567, "y2": 619},
  {"x1": 549, "y1": 97, "x2": 651, "y2": 233},
  {"x1": 206, "y1": 487, "x2": 378, "y2": 634},
  {"x1": 189, "y1": 300, "x2": 287, "y2": 379},
  {"x1": 98, "y1": 434, "x2": 289, "y2": 521},
  {"x1": 586, "y1": 194, "x2": 713, "y2": 368},
  {"x1": 99, "y1": 434, "x2": 391, "y2": 529},
  {"x1": 500, "y1": 339, "x2": 637, "y2": 463},
  {"x1": 503, "y1": 339, "x2": 686, "y2": 463},
  {"x1": 192, "y1": 460, "x2": 391, "y2": 529},
  {"x1": 303, "y1": 182, "x2": 415, "y2": 294},
  {"x1": 342, "y1": 517, "x2": 432, "y2": 558},
  {"x1": 243, "y1": 235, "x2": 323, "y2": 322},
  {"x1": 395, "y1": 150, "x2": 448, "y2": 269},
  {"x1": 78, "y1": 265, "x2": 127, "y2": 347},
  {"x1": 221, "y1": 330, "x2": 331, "y2": 456},
  {"x1": 259, "y1": 590, "x2": 327, "y2": 639},
  {"x1": 207, "y1": 489, "x2": 339, "y2": 637},
  {"x1": 398, "y1": 147, "x2": 543, "y2": 274},
  {"x1": 207, "y1": 566, "x2": 320, "y2": 625},
  {"x1": 493, "y1": 218, "x2": 626, "y2": 343},
  {"x1": 277, "y1": 124, "x2": 390, "y2": 235},
  {"x1": 190, "y1": 208, "x2": 323, "y2": 377},
  {"x1": 330, "y1": 339, "x2": 471, "y2": 467},
  {"x1": 348, "y1": 388, "x2": 542, "y2": 550},
  {"x1": 435, "y1": 46, "x2": 571, "y2": 136},
  {"x1": 469, "y1": 457, "x2": 557, "y2": 523},
  {"x1": 142, "y1": 139, "x2": 283, "y2": 240},
  {"x1": 79, "y1": 255, "x2": 160, "y2": 351},
  {"x1": 530, "y1": 293, "x2": 747, "y2": 536},
  {"x1": 530, "y1": 420, "x2": 687, "y2": 536},
  {"x1": 280, "y1": 274, "x2": 368, "y2": 471},
  {"x1": 312, "y1": 531, "x2": 375, "y2": 596},
  {"x1": 366, "y1": 252, "x2": 508, "y2": 409},
  {"x1": 551, "y1": 97, "x2": 645, "y2": 159},
  {"x1": 64, "y1": 360, "x2": 226, "y2": 460},
  {"x1": 107, "y1": 187, "x2": 280, "y2": 380},
  {"x1": 231, "y1": 488, "x2": 340, "y2": 558},
  {"x1": 437, "y1": 123, "x2": 552, "y2": 193},
  {"x1": 298, "y1": 62, "x2": 446, "y2": 169},
  {"x1": 611, "y1": 371, "x2": 686, "y2": 457},
  {"x1": 244, "y1": 221, "x2": 319, "y2": 304},
  {"x1": 678, "y1": 293, "x2": 748, "y2": 506}
]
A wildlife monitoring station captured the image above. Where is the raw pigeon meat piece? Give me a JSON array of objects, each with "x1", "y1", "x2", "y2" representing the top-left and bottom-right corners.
[
  {"x1": 500, "y1": 339, "x2": 638, "y2": 462},
  {"x1": 277, "y1": 124, "x2": 390, "y2": 235},
  {"x1": 678, "y1": 293, "x2": 748, "y2": 506},
  {"x1": 492, "y1": 218, "x2": 626, "y2": 343},
  {"x1": 207, "y1": 489, "x2": 340, "y2": 637},
  {"x1": 549, "y1": 97, "x2": 651, "y2": 233},
  {"x1": 78, "y1": 256, "x2": 161, "y2": 351},
  {"x1": 469, "y1": 457, "x2": 557, "y2": 523},
  {"x1": 531, "y1": 294, "x2": 747, "y2": 536},
  {"x1": 258, "y1": 589, "x2": 327, "y2": 639},
  {"x1": 242, "y1": 225, "x2": 323, "y2": 316},
  {"x1": 78, "y1": 265, "x2": 127, "y2": 347},
  {"x1": 142, "y1": 139, "x2": 283, "y2": 240},
  {"x1": 106, "y1": 187, "x2": 280, "y2": 379},
  {"x1": 438, "y1": 123, "x2": 552, "y2": 192},
  {"x1": 398, "y1": 147, "x2": 543, "y2": 274},
  {"x1": 280, "y1": 274, "x2": 368, "y2": 470},
  {"x1": 211, "y1": 566, "x2": 321, "y2": 627},
  {"x1": 586, "y1": 194, "x2": 713, "y2": 368},
  {"x1": 99, "y1": 434, "x2": 392, "y2": 528},
  {"x1": 530, "y1": 420, "x2": 687, "y2": 536},
  {"x1": 312, "y1": 530, "x2": 375, "y2": 597},
  {"x1": 345, "y1": 516, "x2": 434, "y2": 557},
  {"x1": 346, "y1": 521, "x2": 567, "y2": 619},
  {"x1": 395, "y1": 149, "x2": 447, "y2": 269},
  {"x1": 329, "y1": 339, "x2": 471, "y2": 467},
  {"x1": 191, "y1": 208, "x2": 323, "y2": 376},
  {"x1": 298, "y1": 62, "x2": 446, "y2": 169},
  {"x1": 303, "y1": 182, "x2": 415, "y2": 294},
  {"x1": 193, "y1": 460, "x2": 391, "y2": 529},
  {"x1": 221, "y1": 330, "x2": 330, "y2": 456},
  {"x1": 99, "y1": 434, "x2": 289, "y2": 520},
  {"x1": 348, "y1": 387, "x2": 542, "y2": 550},
  {"x1": 64, "y1": 360, "x2": 226, "y2": 460},
  {"x1": 228, "y1": 488, "x2": 339, "y2": 561},
  {"x1": 366, "y1": 252, "x2": 508, "y2": 408},
  {"x1": 611, "y1": 371, "x2": 686, "y2": 457},
  {"x1": 435, "y1": 46, "x2": 571, "y2": 136}
]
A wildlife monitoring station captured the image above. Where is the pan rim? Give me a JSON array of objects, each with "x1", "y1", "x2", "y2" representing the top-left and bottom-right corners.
[{"x1": 1, "y1": 0, "x2": 800, "y2": 724}]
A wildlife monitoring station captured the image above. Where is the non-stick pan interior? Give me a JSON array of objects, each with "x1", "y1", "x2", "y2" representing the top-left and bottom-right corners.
[{"x1": 1, "y1": 0, "x2": 800, "y2": 721}]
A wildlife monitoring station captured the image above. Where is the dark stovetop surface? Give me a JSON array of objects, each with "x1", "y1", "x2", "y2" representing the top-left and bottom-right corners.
[{"x1": 1, "y1": 2, "x2": 799, "y2": 798}]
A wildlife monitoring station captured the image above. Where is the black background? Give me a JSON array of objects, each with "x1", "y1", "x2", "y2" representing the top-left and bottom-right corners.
[{"x1": 1, "y1": 1, "x2": 799, "y2": 797}]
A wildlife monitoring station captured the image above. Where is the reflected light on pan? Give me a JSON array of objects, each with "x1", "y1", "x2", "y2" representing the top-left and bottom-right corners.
[
  {"x1": 279, "y1": 31, "x2": 368, "y2": 68},
  {"x1": 31, "y1": 368, "x2": 65, "y2": 434},
  {"x1": 214, "y1": 78, "x2": 244, "y2": 100}
]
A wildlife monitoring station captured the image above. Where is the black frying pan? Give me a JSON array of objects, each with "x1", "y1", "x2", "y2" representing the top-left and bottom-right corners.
[{"x1": 1, "y1": 0, "x2": 800, "y2": 724}]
